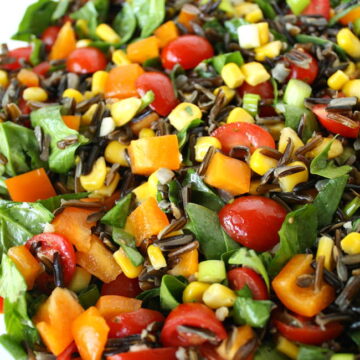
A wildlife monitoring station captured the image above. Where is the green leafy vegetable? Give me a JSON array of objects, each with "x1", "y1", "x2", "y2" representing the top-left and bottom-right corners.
[
  {"x1": 177, "y1": 119, "x2": 203, "y2": 149},
  {"x1": 224, "y1": 18, "x2": 249, "y2": 41},
  {"x1": 71, "y1": 1, "x2": 98, "y2": 37},
  {"x1": 254, "y1": 0, "x2": 276, "y2": 19},
  {"x1": 30, "y1": 38, "x2": 43, "y2": 66},
  {"x1": 297, "y1": 345, "x2": 332, "y2": 360},
  {"x1": 254, "y1": 343, "x2": 289, "y2": 360},
  {"x1": 160, "y1": 275, "x2": 187, "y2": 311},
  {"x1": 92, "y1": 0, "x2": 109, "y2": 22},
  {"x1": 101, "y1": 193, "x2": 132, "y2": 227},
  {"x1": 52, "y1": 0, "x2": 70, "y2": 20},
  {"x1": 136, "y1": 287, "x2": 160, "y2": 311},
  {"x1": 206, "y1": 51, "x2": 244, "y2": 73},
  {"x1": 78, "y1": 284, "x2": 100, "y2": 309},
  {"x1": 0, "y1": 334, "x2": 27, "y2": 360},
  {"x1": 38, "y1": 192, "x2": 89, "y2": 212},
  {"x1": 113, "y1": 2, "x2": 137, "y2": 45},
  {"x1": 235, "y1": 284, "x2": 253, "y2": 298},
  {"x1": 139, "y1": 90, "x2": 155, "y2": 112}
]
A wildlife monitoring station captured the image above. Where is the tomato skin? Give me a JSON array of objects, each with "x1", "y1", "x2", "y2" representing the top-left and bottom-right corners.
[
  {"x1": 33, "y1": 61, "x2": 51, "y2": 76},
  {"x1": 289, "y1": 51, "x2": 318, "y2": 85},
  {"x1": 41, "y1": 26, "x2": 61, "y2": 51},
  {"x1": 237, "y1": 80, "x2": 274, "y2": 99},
  {"x1": 302, "y1": 0, "x2": 330, "y2": 20},
  {"x1": 56, "y1": 341, "x2": 77, "y2": 360},
  {"x1": 0, "y1": 297, "x2": 3, "y2": 313},
  {"x1": 212, "y1": 122, "x2": 275, "y2": 155},
  {"x1": 101, "y1": 273, "x2": 141, "y2": 298},
  {"x1": 25, "y1": 233, "x2": 76, "y2": 285},
  {"x1": 106, "y1": 348, "x2": 178, "y2": 360},
  {"x1": 228, "y1": 267, "x2": 269, "y2": 300},
  {"x1": 219, "y1": 196, "x2": 287, "y2": 252},
  {"x1": 66, "y1": 47, "x2": 107, "y2": 74},
  {"x1": 161, "y1": 303, "x2": 227, "y2": 347},
  {"x1": 136, "y1": 72, "x2": 179, "y2": 116},
  {"x1": 2, "y1": 47, "x2": 32, "y2": 71},
  {"x1": 108, "y1": 309, "x2": 164, "y2": 338},
  {"x1": 161, "y1": 35, "x2": 214, "y2": 70}
]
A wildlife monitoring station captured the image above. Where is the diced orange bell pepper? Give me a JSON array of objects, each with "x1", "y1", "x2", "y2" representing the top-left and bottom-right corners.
[
  {"x1": 96, "y1": 295, "x2": 142, "y2": 319},
  {"x1": 126, "y1": 197, "x2": 169, "y2": 246},
  {"x1": 128, "y1": 134, "x2": 181, "y2": 175},
  {"x1": 168, "y1": 249, "x2": 199, "y2": 278},
  {"x1": 76, "y1": 236, "x2": 122, "y2": 283},
  {"x1": 17, "y1": 69, "x2": 39, "y2": 87},
  {"x1": 272, "y1": 254, "x2": 335, "y2": 317},
  {"x1": 105, "y1": 64, "x2": 144, "y2": 99},
  {"x1": 62, "y1": 115, "x2": 81, "y2": 131},
  {"x1": 8, "y1": 245, "x2": 43, "y2": 289},
  {"x1": 154, "y1": 21, "x2": 179, "y2": 48},
  {"x1": 127, "y1": 36, "x2": 160, "y2": 64},
  {"x1": 339, "y1": 6, "x2": 360, "y2": 25},
  {"x1": 33, "y1": 287, "x2": 84, "y2": 356},
  {"x1": 50, "y1": 22, "x2": 76, "y2": 60},
  {"x1": 178, "y1": 4, "x2": 199, "y2": 32},
  {"x1": 52, "y1": 207, "x2": 96, "y2": 252},
  {"x1": 72, "y1": 306, "x2": 109, "y2": 360},
  {"x1": 204, "y1": 152, "x2": 251, "y2": 196},
  {"x1": 5, "y1": 168, "x2": 57, "y2": 202}
]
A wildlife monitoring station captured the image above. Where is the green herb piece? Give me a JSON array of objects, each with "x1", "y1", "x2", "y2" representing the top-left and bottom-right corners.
[
  {"x1": 113, "y1": 2, "x2": 137, "y2": 45},
  {"x1": 283, "y1": 79, "x2": 312, "y2": 107},
  {"x1": 243, "y1": 93, "x2": 261, "y2": 116},
  {"x1": 297, "y1": 345, "x2": 332, "y2": 360},
  {"x1": 38, "y1": 192, "x2": 88, "y2": 212},
  {"x1": 71, "y1": 0, "x2": 98, "y2": 37},
  {"x1": 160, "y1": 275, "x2": 187, "y2": 311},
  {"x1": 30, "y1": 38, "x2": 43, "y2": 66},
  {"x1": 235, "y1": 284, "x2": 253, "y2": 298},
  {"x1": 101, "y1": 193, "x2": 132, "y2": 227},
  {"x1": 92, "y1": 0, "x2": 109, "y2": 22},
  {"x1": 177, "y1": 119, "x2": 203, "y2": 149},
  {"x1": 206, "y1": 51, "x2": 244, "y2": 74},
  {"x1": 0, "y1": 334, "x2": 27, "y2": 360},
  {"x1": 286, "y1": 0, "x2": 310, "y2": 14},
  {"x1": 139, "y1": 91, "x2": 155, "y2": 112},
  {"x1": 254, "y1": 343, "x2": 289, "y2": 360},
  {"x1": 136, "y1": 288, "x2": 160, "y2": 311},
  {"x1": 52, "y1": 0, "x2": 70, "y2": 20},
  {"x1": 224, "y1": 18, "x2": 249, "y2": 41},
  {"x1": 78, "y1": 284, "x2": 100, "y2": 309},
  {"x1": 254, "y1": 0, "x2": 276, "y2": 19}
]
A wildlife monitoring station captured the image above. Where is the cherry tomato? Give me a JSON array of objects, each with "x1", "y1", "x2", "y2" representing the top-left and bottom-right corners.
[
  {"x1": 237, "y1": 80, "x2": 274, "y2": 99},
  {"x1": 136, "y1": 72, "x2": 179, "y2": 116},
  {"x1": 106, "y1": 348, "x2": 178, "y2": 360},
  {"x1": 26, "y1": 233, "x2": 76, "y2": 285},
  {"x1": 57, "y1": 341, "x2": 77, "y2": 360},
  {"x1": 41, "y1": 26, "x2": 61, "y2": 51},
  {"x1": 2, "y1": 47, "x2": 32, "y2": 71},
  {"x1": 199, "y1": 344, "x2": 225, "y2": 360},
  {"x1": 302, "y1": 0, "x2": 330, "y2": 20},
  {"x1": 219, "y1": 196, "x2": 287, "y2": 252},
  {"x1": 161, "y1": 35, "x2": 214, "y2": 70},
  {"x1": 228, "y1": 267, "x2": 269, "y2": 300},
  {"x1": 312, "y1": 104, "x2": 360, "y2": 138},
  {"x1": 18, "y1": 97, "x2": 31, "y2": 116},
  {"x1": 101, "y1": 273, "x2": 142, "y2": 298},
  {"x1": 212, "y1": 122, "x2": 275, "y2": 155},
  {"x1": 0, "y1": 297, "x2": 3, "y2": 313},
  {"x1": 66, "y1": 47, "x2": 107, "y2": 74},
  {"x1": 161, "y1": 303, "x2": 227, "y2": 347},
  {"x1": 33, "y1": 61, "x2": 51, "y2": 76},
  {"x1": 289, "y1": 51, "x2": 318, "y2": 85}
]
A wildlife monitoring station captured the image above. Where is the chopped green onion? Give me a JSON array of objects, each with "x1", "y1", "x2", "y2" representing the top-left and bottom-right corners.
[
  {"x1": 286, "y1": 0, "x2": 310, "y2": 15},
  {"x1": 243, "y1": 93, "x2": 261, "y2": 116},
  {"x1": 343, "y1": 196, "x2": 360, "y2": 218},
  {"x1": 283, "y1": 79, "x2": 312, "y2": 107}
]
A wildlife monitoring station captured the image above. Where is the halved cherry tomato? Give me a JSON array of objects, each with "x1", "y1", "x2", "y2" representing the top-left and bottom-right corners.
[
  {"x1": 312, "y1": 104, "x2": 360, "y2": 138},
  {"x1": 161, "y1": 303, "x2": 227, "y2": 347},
  {"x1": 33, "y1": 61, "x2": 51, "y2": 76},
  {"x1": 219, "y1": 196, "x2": 287, "y2": 252},
  {"x1": 212, "y1": 122, "x2": 275, "y2": 155},
  {"x1": 161, "y1": 35, "x2": 214, "y2": 70},
  {"x1": 66, "y1": 47, "x2": 107, "y2": 74},
  {"x1": 41, "y1": 26, "x2": 61, "y2": 51},
  {"x1": 228, "y1": 267, "x2": 269, "y2": 300},
  {"x1": 101, "y1": 273, "x2": 141, "y2": 298},
  {"x1": 0, "y1": 297, "x2": 3, "y2": 313},
  {"x1": 2, "y1": 47, "x2": 32, "y2": 71},
  {"x1": 26, "y1": 233, "x2": 76, "y2": 285},
  {"x1": 289, "y1": 51, "x2": 318, "y2": 85},
  {"x1": 302, "y1": 0, "x2": 330, "y2": 20},
  {"x1": 108, "y1": 308, "x2": 164, "y2": 338},
  {"x1": 107, "y1": 348, "x2": 178, "y2": 360},
  {"x1": 237, "y1": 80, "x2": 274, "y2": 99},
  {"x1": 136, "y1": 72, "x2": 178, "y2": 116},
  {"x1": 57, "y1": 341, "x2": 77, "y2": 360},
  {"x1": 199, "y1": 344, "x2": 224, "y2": 360}
]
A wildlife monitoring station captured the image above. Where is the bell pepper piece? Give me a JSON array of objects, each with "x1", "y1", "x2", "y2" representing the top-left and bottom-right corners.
[
  {"x1": 50, "y1": 22, "x2": 76, "y2": 60},
  {"x1": 96, "y1": 295, "x2": 142, "y2": 319}
]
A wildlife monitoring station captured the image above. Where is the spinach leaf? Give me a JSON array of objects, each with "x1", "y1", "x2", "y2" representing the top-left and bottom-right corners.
[
  {"x1": 297, "y1": 346, "x2": 332, "y2": 360},
  {"x1": 177, "y1": 119, "x2": 203, "y2": 149},
  {"x1": 269, "y1": 204, "x2": 317, "y2": 276},
  {"x1": 350, "y1": 330, "x2": 360, "y2": 348},
  {"x1": 185, "y1": 203, "x2": 239, "y2": 260},
  {"x1": 254, "y1": 343, "x2": 289, "y2": 360},
  {"x1": 78, "y1": 284, "x2": 100, "y2": 309},
  {"x1": 139, "y1": 91, "x2": 155, "y2": 112},
  {"x1": 235, "y1": 284, "x2": 253, "y2": 298},
  {"x1": 254, "y1": 0, "x2": 276, "y2": 19},
  {"x1": 313, "y1": 175, "x2": 348, "y2": 228},
  {"x1": 233, "y1": 297, "x2": 273, "y2": 327},
  {"x1": 160, "y1": 274, "x2": 187, "y2": 311},
  {"x1": 101, "y1": 193, "x2": 132, "y2": 227},
  {"x1": 0, "y1": 177, "x2": 7, "y2": 196},
  {"x1": 0, "y1": 122, "x2": 44, "y2": 177},
  {"x1": 92, "y1": 0, "x2": 109, "y2": 22},
  {"x1": 310, "y1": 138, "x2": 352, "y2": 179},
  {"x1": 12, "y1": 0, "x2": 57, "y2": 41},
  {"x1": 137, "y1": 287, "x2": 160, "y2": 311},
  {"x1": 38, "y1": 192, "x2": 89, "y2": 212},
  {"x1": 206, "y1": 51, "x2": 244, "y2": 74},
  {"x1": 224, "y1": 18, "x2": 249, "y2": 41},
  {"x1": 0, "y1": 334, "x2": 27, "y2": 360},
  {"x1": 52, "y1": 0, "x2": 70, "y2": 20},
  {"x1": 113, "y1": 2, "x2": 137, "y2": 45},
  {"x1": 31, "y1": 106, "x2": 88, "y2": 174},
  {"x1": 71, "y1": 0, "x2": 98, "y2": 37}
]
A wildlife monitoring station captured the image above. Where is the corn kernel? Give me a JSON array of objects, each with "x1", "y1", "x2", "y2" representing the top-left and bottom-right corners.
[
  {"x1": 62, "y1": 88, "x2": 83, "y2": 103},
  {"x1": 337, "y1": 28, "x2": 360, "y2": 59},
  {"x1": 255, "y1": 41, "x2": 282, "y2": 62},
  {"x1": 265, "y1": 122, "x2": 285, "y2": 141},
  {"x1": 202, "y1": 283, "x2": 236, "y2": 309},
  {"x1": 194, "y1": 136, "x2": 222, "y2": 162},
  {"x1": 316, "y1": 236, "x2": 334, "y2": 271},
  {"x1": 168, "y1": 102, "x2": 202, "y2": 131},
  {"x1": 257, "y1": 22, "x2": 270, "y2": 45},
  {"x1": 147, "y1": 245, "x2": 167, "y2": 270},
  {"x1": 91, "y1": 171, "x2": 120, "y2": 198},
  {"x1": 96, "y1": 23, "x2": 121, "y2": 44},
  {"x1": 139, "y1": 128, "x2": 155, "y2": 138},
  {"x1": 221, "y1": 63, "x2": 245, "y2": 89},
  {"x1": 84, "y1": 91, "x2": 96, "y2": 100},
  {"x1": 76, "y1": 39, "x2": 92, "y2": 48},
  {"x1": 278, "y1": 127, "x2": 304, "y2": 156},
  {"x1": 80, "y1": 157, "x2": 107, "y2": 191},
  {"x1": 306, "y1": 137, "x2": 343, "y2": 159},
  {"x1": 276, "y1": 336, "x2": 299, "y2": 360},
  {"x1": 0, "y1": 70, "x2": 9, "y2": 87},
  {"x1": 23, "y1": 87, "x2": 48, "y2": 102},
  {"x1": 111, "y1": 97, "x2": 142, "y2": 126},
  {"x1": 227, "y1": 107, "x2": 255, "y2": 124},
  {"x1": 278, "y1": 161, "x2": 308, "y2": 192},
  {"x1": 249, "y1": 147, "x2": 278, "y2": 175},
  {"x1": 341, "y1": 232, "x2": 360, "y2": 255},
  {"x1": 82, "y1": 103, "x2": 98, "y2": 125},
  {"x1": 344, "y1": 62, "x2": 357, "y2": 78},
  {"x1": 104, "y1": 141, "x2": 129, "y2": 167},
  {"x1": 343, "y1": 79, "x2": 360, "y2": 100},
  {"x1": 92, "y1": 71, "x2": 109, "y2": 94},
  {"x1": 327, "y1": 70, "x2": 349, "y2": 91},
  {"x1": 235, "y1": 2, "x2": 258, "y2": 16},
  {"x1": 113, "y1": 248, "x2": 143, "y2": 279},
  {"x1": 213, "y1": 86, "x2": 236, "y2": 105},
  {"x1": 249, "y1": 179, "x2": 265, "y2": 195},
  {"x1": 183, "y1": 281, "x2": 210, "y2": 303},
  {"x1": 112, "y1": 49, "x2": 131, "y2": 66},
  {"x1": 245, "y1": 8, "x2": 263, "y2": 23},
  {"x1": 241, "y1": 62, "x2": 270, "y2": 86}
]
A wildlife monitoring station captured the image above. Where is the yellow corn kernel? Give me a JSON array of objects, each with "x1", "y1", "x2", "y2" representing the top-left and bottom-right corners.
[
  {"x1": 276, "y1": 336, "x2": 299, "y2": 360},
  {"x1": 111, "y1": 97, "x2": 142, "y2": 126},
  {"x1": 278, "y1": 127, "x2": 304, "y2": 156},
  {"x1": 306, "y1": 137, "x2": 343, "y2": 159},
  {"x1": 344, "y1": 62, "x2": 357, "y2": 78},
  {"x1": 76, "y1": 39, "x2": 92, "y2": 48},
  {"x1": 92, "y1": 71, "x2": 109, "y2": 94},
  {"x1": 249, "y1": 179, "x2": 270, "y2": 195},
  {"x1": 84, "y1": 91, "x2": 96, "y2": 100},
  {"x1": 104, "y1": 141, "x2": 129, "y2": 167},
  {"x1": 91, "y1": 171, "x2": 120, "y2": 198},
  {"x1": 96, "y1": 23, "x2": 121, "y2": 44},
  {"x1": 257, "y1": 22, "x2": 269, "y2": 45},
  {"x1": 255, "y1": 41, "x2": 282, "y2": 62},
  {"x1": 0, "y1": 70, "x2": 9, "y2": 87},
  {"x1": 132, "y1": 182, "x2": 152, "y2": 203},
  {"x1": 62, "y1": 88, "x2": 84, "y2": 103},
  {"x1": 23, "y1": 87, "x2": 48, "y2": 102},
  {"x1": 337, "y1": 28, "x2": 360, "y2": 59},
  {"x1": 265, "y1": 122, "x2": 285, "y2": 141},
  {"x1": 341, "y1": 232, "x2": 360, "y2": 255},
  {"x1": 278, "y1": 161, "x2": 308, "y2": 192},
  {"x1": 343, "y1": 79, "x2": 360, "y2": 100},
  {"x1": 202, "y1": 283, "x2": 236, "y2": 309},
  {"x1": 113, "y1": 248, "x2": 143, "y2": 279},
  {"x1": 80, "y1": 157, "x2": 107, "y2": 191},
  {"x1": 249, "y1": 147, "x2": 278, "y2": 176},
  {"x1": 241, "y1": 62, "x2": 270, "y2": 86},
  {"x1": 81, "y1": 104, "x2": 98, "y2": 125},
  {"x1": 235, "y1": 2, "x2": 258, "y2": 16},
  {"x1": 245, "y1": 8, "x2": 263, "y2": 23},
  {"x1": 194, "y1": 136, "x2": 222, "y2": 162},
  {"x1": 316, "y1": 236, "x2": 334, "y2": 271},
  {"x1": 76, "y1": 19, "x2": 89, "y2": 37},
  {"x1": 112, "y1": 49, "x2": 131, "y2": 66},
  {"x1": 227, "y1": 107, "x2": 255, "y2": 124},
  {"x1": 221, "y1": 63, "x2": 245, "y2": 89},
  {"x1": 213, "y1": 86, "x2": 235, "y2": 105},
  {"x1": 183, "y1": 281, "x2": 210, "y2": 303},
  {"x1": 168, "y1": 102, "x2": 202, "y2": 131},
  {"x1": 139, "y1": 128, "x2": 155, "y2": 138},
  {"x1": 327, "y1": 70, "x2": 349, "y2": 91},
  {"x1": 147, "y1": 245, "x2": 167, "y2": 270}
]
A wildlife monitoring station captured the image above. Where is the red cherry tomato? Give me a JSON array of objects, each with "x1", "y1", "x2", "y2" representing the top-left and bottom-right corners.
[
  {"x1": 161, "y1": 35, "x2": 214, "y2": 70},
  {"x1": 237, "y1": 80, "x2": 274, "y2": 99},
  {"x1": 312, "y1": 104, "x2": 360, "y2": 138},
  {"x1": 219, "y1": 196, "x2": 287, "y2": 252},
  {"x1": 106, "y1": 348, "x2": 178, "y2": 360},
  {"x1": 33, "y1": 61, "x2": 51, "y2": 76},
  {"x1": 136, "y1": 72, "x2": 179, "y2": 116},
  {"x1": 57, "y1": 341, "x2": 77, "y2": 360},
  {"x1": 101, "y1": 273, "x2": 142, "y2": 298},
  {"x1": 66, "y1": 47, "x2": 107, "y2": 74},
  {"x1": 26, "y1": 233, "x2": 76, "y2": 285},
  {"x1": 108, "y1": 308, "x2": 164, "y2": 338},
  {"x1": 2, "y1": 47, "x2": 32, "y2": 71},
  {"x1": 228, "y1": 267, "x2": 269, "y2": 300},
  {"x1": 289, "y1": 51, "x2": 318, "y2": 85},
  {"x1": 199, "y1": 344, "x2": 225, "y2": 360},
  {"x1": 0, "y1": 297, "x2": 3, "y2": 313},
  {"x1": 161, "y1": 303, "x2": 227, "y2": 347},
  {"x1": 41, "y1": 26, "x2": 61, "y2": 51},
  {"x1": 18, "y1": 97, "x2": 31, "y2": 116},
  {"x1": 302, "y1": 0, "x2": 330, "y2": 20},
  {"x1": 212, "y1": 122, "x2": 275, "y2": 155}
]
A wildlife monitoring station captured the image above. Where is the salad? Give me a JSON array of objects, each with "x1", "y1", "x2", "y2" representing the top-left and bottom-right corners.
[{"x1": 0, "y1": 0, "x2": 360, "y2": 359}]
